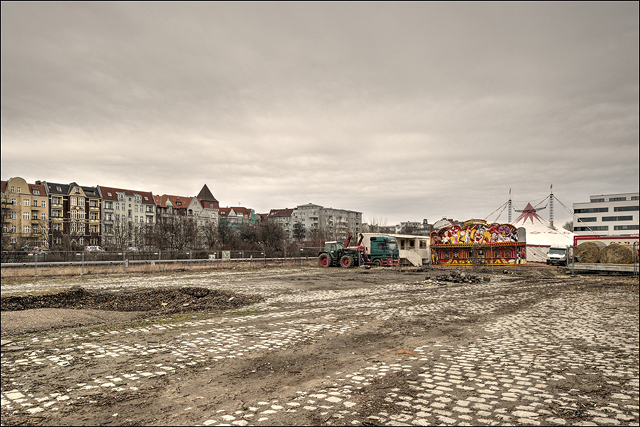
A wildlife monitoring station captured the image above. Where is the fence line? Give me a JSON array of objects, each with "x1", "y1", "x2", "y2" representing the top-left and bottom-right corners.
[{"x1": 1, "y1": 250, "x2": 321, "y2": 278}]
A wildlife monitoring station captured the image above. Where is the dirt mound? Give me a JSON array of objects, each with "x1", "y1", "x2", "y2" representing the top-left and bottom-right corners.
[
  {"x1": 428, "y1": 270, "x2": 489, "y2": 285},
  {"x1": 1, "y1": 286, "x2": 263, "y2": 314}
]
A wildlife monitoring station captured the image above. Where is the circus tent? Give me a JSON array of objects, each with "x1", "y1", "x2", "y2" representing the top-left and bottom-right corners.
[{"x1": 511, "y1": 202, "x2": 574, "y2": 262}]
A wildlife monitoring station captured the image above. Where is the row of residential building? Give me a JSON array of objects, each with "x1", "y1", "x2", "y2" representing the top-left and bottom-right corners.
[
  {"x1": 3, "y1": 174, "x2": 636, "y2": 252},
  {"x1": 1, "y1": 176, "x2": 363, "y2": 250}
]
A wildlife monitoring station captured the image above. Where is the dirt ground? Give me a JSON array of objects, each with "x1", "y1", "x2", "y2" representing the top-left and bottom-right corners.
[{"x1": 1, "y1": 265, "x2": 638, "y2": 426}]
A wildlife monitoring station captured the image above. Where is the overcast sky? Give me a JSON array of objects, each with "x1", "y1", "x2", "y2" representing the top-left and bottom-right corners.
[{"x1": 2, "y1": 2, "x2": 638, "y2": 226}]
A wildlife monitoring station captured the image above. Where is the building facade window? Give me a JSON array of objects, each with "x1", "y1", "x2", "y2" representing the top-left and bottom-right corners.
[
  {"x1": 23, "y1": 212, "x2": 30, "y2": 220},
  {"x1": 577, "y1": 217, "x2": 597, "y2": 222},
  {"x1": 614, "y1": 206, "x2": 639, "y2": 212},
  {"x1": 609, "y1": 197, "x2": 627, "y2": 202},
  {"x1": 614, "y1": 225, "x2": 639, "y2": 231},
  {"x1": 574, "y1": 226, "x2": 608, "y2": 231},
  {"x1": 70, "y1": 197, "x2": 77, "y2": 206},
  {"x1": 602, "y1": 216, "x2": 633, "y2": 221},
  {"x1": 575, "y1": 207, "x2": 608, "y2": 213}
]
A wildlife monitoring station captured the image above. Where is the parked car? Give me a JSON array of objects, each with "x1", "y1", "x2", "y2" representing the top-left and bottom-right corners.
[
  {"x1": 84, "y1": 246, "x2": 105, "y2": 252},
  {"x1": 546, "y1": 247, "x2": 568, "y2": 266}
]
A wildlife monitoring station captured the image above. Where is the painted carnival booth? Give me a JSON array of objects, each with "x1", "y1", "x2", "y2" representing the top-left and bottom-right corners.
[{"x1": 430, "y1": 219, "x2": 526, "y2": 266}]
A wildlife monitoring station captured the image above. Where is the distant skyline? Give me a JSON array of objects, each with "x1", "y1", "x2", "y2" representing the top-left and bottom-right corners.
[{"x1": 2, "y1": 2, "x2": 638, "y2": 226}]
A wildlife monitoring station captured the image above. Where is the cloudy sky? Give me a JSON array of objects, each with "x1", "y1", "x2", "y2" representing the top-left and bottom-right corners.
[{"x1": 2, "y1": 2, "x2": 638, "y2": 226}]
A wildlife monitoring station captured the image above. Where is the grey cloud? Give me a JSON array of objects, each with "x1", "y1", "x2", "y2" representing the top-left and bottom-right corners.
[{"x1": 2, "y1": 2, "x2": 637, "y2": 225}]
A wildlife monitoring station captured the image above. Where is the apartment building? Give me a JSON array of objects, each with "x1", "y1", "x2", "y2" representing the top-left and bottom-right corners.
[
  {"x1": 97, "y1": 185, "x2": 156, "y2": 248},
  {"x1": 42, "y1": 181, "x2": 101, "y2": 248},
  {"x1": 292, "y1": 203, "x2": 362, "y2": 242},
  {"x1": 192, "y1": 184, "x2": 220, "y2": 228},
  {"x1": 1, "y1": 177, "x2": 49, "y2": 250},
  {"x1": 573, "y1": 192, "x2": 639, "y2": 236},
  {"x1": 268, "y1": 209, "x2": 294, "y2": 239},
  {"x1": 218, "y1": 206, "x2": 257, "y2": 229}
]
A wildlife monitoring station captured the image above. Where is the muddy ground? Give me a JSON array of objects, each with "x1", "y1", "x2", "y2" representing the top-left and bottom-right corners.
[{"x1": 1, "y1": 266, "x2": 638, "y2": 426}]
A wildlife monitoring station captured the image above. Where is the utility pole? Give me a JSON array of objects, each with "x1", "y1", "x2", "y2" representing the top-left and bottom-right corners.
[{"x1": 550, "y1": 184, "x2": 555, "y2": 229}]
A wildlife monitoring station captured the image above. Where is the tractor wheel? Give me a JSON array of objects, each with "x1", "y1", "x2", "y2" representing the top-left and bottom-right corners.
[
  {"x1": 373, "y1": 259, "x2": 382, "y2": 267},
  {"x1": 340, "y1": 255, "x2": 353, "y2": 268},
  {"x1": 318, "y1": 254, "x2": 330, "y2": 267}
]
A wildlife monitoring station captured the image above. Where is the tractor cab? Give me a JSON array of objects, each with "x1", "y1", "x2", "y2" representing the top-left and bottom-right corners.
[{"x1": 324, "y1": 241, "x2": 344, "y2": 252}]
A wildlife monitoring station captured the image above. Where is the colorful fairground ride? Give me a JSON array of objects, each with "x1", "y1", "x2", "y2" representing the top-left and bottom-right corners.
[{"x1": 430, "y1": 219, "x2": 527, "y2": 266}]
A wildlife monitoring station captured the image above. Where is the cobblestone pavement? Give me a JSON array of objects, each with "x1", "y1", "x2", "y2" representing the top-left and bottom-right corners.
[{"x1": 1, "y1": 268, "x2": 638, "y2": 426}]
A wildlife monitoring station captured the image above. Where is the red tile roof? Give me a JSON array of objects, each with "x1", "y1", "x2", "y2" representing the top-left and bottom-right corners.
[
  {"x1": 155, "y1": 194, "x2": 194, "y2": 209},
  {"x1": 198, "y1": 199, "x2": 219, "y2": 209},
  {"x1": 98, "y1": 185, "x2": 155, "y2": 203},
  {"x1": 28, "y1": 183, "x2": 47, "y2": 196},
  {"x1": 268, "y1": 208, "x2": 293, "y2": 217}
]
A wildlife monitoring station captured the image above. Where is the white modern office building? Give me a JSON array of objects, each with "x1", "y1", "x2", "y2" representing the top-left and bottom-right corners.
[{"x1": 573, "y1": 192, "x2": 639, "y2": 236}]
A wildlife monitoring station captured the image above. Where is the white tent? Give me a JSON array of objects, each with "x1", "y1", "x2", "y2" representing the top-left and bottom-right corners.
[{"x1": 511, "y1": 203, "x2": 574, "y2": 263}]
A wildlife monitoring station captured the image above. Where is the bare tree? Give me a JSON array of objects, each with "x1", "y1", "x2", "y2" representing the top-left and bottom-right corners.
[
  {"x1": 201, "y1": 221, "x2": 218, "y2": 250},
  {"x1": 1, "y1": 198, "x2": 17, "y2": 250},
  {"x1": 364, "y1": 216, "x2": 388, "y2": 233},
  {"x1": 562, "y1": 220, "x2": 574, "y2": 232},
  {"x1": 308, "y1": 224, "x2": 326, "y2": 247},
  {"x1": 292, "y1": 222, "x2": 306, "y2": 242},
  {"x1": 217, "y1": 220, "x2": 238, "y2": 249},
  {"x1": 258, "y1": 220, "x2": 286, "y2": 256}
]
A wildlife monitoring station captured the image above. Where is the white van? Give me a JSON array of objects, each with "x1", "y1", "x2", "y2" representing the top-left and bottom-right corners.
[
  {"x1": 84, "y1": 246, "x2": 105, "y2": 252},
  {"x1": 546, "y1": 247, "x2": 567, "y2": 266}
]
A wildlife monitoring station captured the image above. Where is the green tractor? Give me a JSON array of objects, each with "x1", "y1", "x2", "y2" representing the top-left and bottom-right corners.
[
  {"x1": 318, "y1": 240, "x2": 360, "y2": 268},
  {"x1": 318, "y1": 233, "x2": 399, "y2": 268}
]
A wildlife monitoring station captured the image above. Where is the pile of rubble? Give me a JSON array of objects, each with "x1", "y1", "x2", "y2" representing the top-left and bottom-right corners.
[{"x1": 422, "y1": 270, "x2": 490, "y2": 286}]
